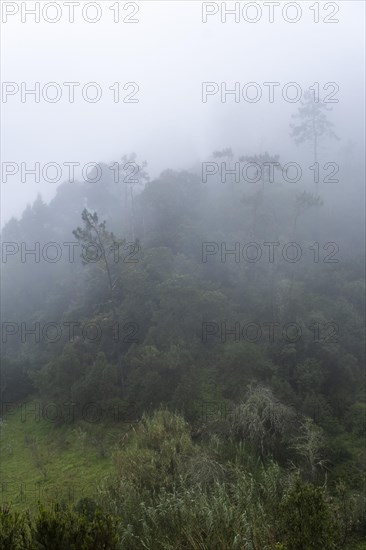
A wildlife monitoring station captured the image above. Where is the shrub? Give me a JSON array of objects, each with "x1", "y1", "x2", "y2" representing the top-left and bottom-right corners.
[
  {"x1": 280, "y1": 477, "x2": 340, "y2": 550},
  {"x1": 32, "y1": 502, "x2": 119, "y2": 549},
  {"x1": 0, "y1": 505, "x2": 33, "y2": 549}
]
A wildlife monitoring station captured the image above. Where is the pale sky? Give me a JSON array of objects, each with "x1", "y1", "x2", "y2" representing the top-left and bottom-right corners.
[{"x1": 1, "y1": 0, "x2": 365, "y2": 224}]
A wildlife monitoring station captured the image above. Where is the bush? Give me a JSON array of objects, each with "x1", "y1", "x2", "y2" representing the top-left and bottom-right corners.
[
  {"x1": 33, "y1": 502, "x2": 119, "y2": 549},
  {"x1": 0, "y1": 503, "x2": 119, "y2": 550},
  {"x1": 0, "y1": 505, "x2": 33, "y2": 549},
  {"x1": 280, "y1": 477, "x2": 340, "y2": 550}
]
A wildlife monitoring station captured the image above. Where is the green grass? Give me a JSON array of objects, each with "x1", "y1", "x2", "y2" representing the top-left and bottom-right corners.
[{"x1": 0, "y1": 399, "x2": 127, "y2": 512}]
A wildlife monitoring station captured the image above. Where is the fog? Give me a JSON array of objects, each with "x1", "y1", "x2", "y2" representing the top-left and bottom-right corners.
[
  {"x1": 1, "y1": 0, "x2": 364, "y2": 224},
  {"x1": 1, "y1": 3, "x2": 366, "y2": 543}
]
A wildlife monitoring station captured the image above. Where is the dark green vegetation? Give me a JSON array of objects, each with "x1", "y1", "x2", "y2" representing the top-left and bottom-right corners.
[
  {"x1": 1, "y1": 135, "x2": 365, "y2": 548},
  {"x1": 1, "y1": 410, "x2": 365, "y2": 548},
  {"x1": 0, "y1": 500, "x2": 118, "y2": 549}
]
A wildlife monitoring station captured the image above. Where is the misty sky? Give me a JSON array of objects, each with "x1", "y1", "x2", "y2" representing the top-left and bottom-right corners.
[{"x1": 1, "y1": 0, "x2": 365, "y2": 225}]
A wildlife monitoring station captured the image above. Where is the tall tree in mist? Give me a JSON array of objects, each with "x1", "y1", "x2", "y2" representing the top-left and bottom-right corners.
[
  {"x1": 73, "y1": 209, "x2": 126, "y2": 389},
  {"x1": 239, "y1": 152, "x2": 282, "y2": 192},
  {"x1": 290, "y1": 90, "x2": 339, "y2": 194},
  {"x1": 118, "y1": 153, "x2": 149, "y2": 241}
]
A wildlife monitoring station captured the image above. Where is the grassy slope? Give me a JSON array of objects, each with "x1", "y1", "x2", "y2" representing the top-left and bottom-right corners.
[{"x1": 0, "y1": 399, "x2": 126, "y2": 511}]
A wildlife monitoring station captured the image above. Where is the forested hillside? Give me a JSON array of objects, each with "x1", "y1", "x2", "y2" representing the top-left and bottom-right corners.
[
  {"x1": 1, "y1": 133, "x2": 365, "y2": 548},
  {"x1": 1, "y1": 0, "x2": 365, "y2": 548}
]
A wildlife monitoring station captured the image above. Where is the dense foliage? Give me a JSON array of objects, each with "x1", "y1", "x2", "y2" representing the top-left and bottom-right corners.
[{"x1": 1, "y1": 138, "x2": 365, "y2": 547}]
